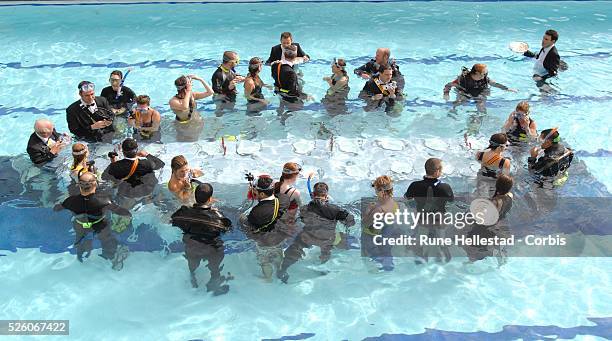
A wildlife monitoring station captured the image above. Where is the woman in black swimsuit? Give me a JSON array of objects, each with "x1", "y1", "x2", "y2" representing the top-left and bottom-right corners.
[
  {"x1": 244, "y1": 57, "x2": 270, "y2": 114},
  {"x1": 169, "y1": 75, "x2": 213, "y2": 122},
  {"x1": 322, "y1": 58, "x2": 350, "y2": 115},
  {"x1": 129, "y1": 95, "x2": 161, "y2": 141}
]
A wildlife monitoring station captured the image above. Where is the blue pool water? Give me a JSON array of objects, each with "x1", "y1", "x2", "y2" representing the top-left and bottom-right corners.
[{"x1": 0, "y1": 1, "x2": 611, "y2": 340}]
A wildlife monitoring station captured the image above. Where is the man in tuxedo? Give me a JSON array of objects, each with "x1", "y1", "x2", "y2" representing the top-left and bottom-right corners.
[
  {"x1": 26, "y1": 118, "x2": 70, "y2": 165},
  {"x1": 66, "y1": 81, "x2": 115, "y2": 141},
  {"x1": 523, "y1": 29, "x2": 561, "y2": 88},
  {"x1": 265, "y1": 31, "x2": 310, "y2": 67}
]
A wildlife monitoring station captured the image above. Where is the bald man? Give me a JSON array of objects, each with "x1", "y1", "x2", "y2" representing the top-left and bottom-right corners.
[
  {"x1": 54, "y1": 172, "x2": 131, "y2": 269},
  {"x1": 26, "y1": 118, "x2": 71, "y2": 164},
  {"x1": 354, "y1": 48, "x2": 405, "y2": 92}
]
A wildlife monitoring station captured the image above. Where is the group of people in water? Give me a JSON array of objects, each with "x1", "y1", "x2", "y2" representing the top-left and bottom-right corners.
[{"x1": 23, "y1": 29, "x2": 573, "y2": 295}]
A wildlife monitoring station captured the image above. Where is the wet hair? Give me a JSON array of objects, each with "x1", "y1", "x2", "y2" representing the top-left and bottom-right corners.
[
  {"x1": 470, "y1": 63, "x2": 487, "y2": 75},
  {"x1": 77, "y1": 80, "x2": 93, "y2": 92},
  {"x1": 274, "y1": 162, "x2": 300, "y2": 194},
  {"x1": 373, "y1": 175, "x2": 393, "y2": 197},
  {"x1": 313, "y1": 182, "x2": 329, "y2": 197},
  {"x1": 334, "y1": 58, "x2": 348, "y2": 77},
  {"x1": 379, "y1": 64, "x2": 393, "y2": 74},
  {"x1": 256, "y1": 177, "x2": 275, "y2": 197},
  {"x1": 136, "y1": 95, "x2": 150, "y2": 105},
  {"x1": 545, "y1": 29, "x2": 559, "y2": 42},
  {"x1": 122, "y1": 138, "x2": 138, "y2": 158},
  {"x1": 71, "y1": 143, "x2": 88, "y2": 170},
  {"x1": 515, "y1": 100, "x2": 530, "y2": 113},
  {"x1": 487, "y1": 133, "x2": 508, "y2": 150},
  {"x1": 424, "y1": 158, "x2": 443, "y2": 176},
  {"x1": 222, "y1": 51, "x2": 237, "y2": 63},
  {"x1": 494, "y1": 174, "x2": 513, "y2": 197},
  {"x1": 195, "y1": 183, "x2": 214, "y2": 204},
  {"x1": 248, "y1": 57, "x2": 262, "y2": 78},
  {"x1": 174, "y1": 76, "x2": 189, "y2": 99},
  {"x1": 283, "y1": 45, "x2": 298, "y2": 60},
  {"x1": 280, "y1": 32, "x2": 293, "y2": 40},
  {"x1": 171, "y1": 155, "x2": 188, "y2": 173},
  {"x1": 110, "y1": 70, "x2": 123, "y2": 79},
  {"x1": 540, "y1": 128, "x2": 560, "y2": 143}
]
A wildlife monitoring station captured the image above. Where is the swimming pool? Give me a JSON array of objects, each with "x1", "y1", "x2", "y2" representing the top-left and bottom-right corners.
[{"x1": 0, "y1": 1, "x2": 611, "y2": 340}]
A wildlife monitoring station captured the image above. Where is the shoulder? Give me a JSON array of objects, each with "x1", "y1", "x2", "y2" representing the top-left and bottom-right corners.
[
  {"x1": 100, "y1": 86, "x2": 112, "y2": 95},
  {"x1": 66, "y1": 100, "x2": 81, "y2": 112},
  {"x1": 96, "y1": 96, "x2": 109, "y2": 105}
]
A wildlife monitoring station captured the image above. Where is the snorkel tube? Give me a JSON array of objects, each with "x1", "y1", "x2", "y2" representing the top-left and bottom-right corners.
[
  {"x1": 115, "y1": 68, "x2": 133, "y2": 100},
  {"x1": 307, "y1": 172, "x2": 313, "y2": 198}
]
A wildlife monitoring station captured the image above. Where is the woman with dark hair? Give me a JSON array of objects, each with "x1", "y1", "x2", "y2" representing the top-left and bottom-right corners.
[
  {"x1": 492, "y1": 174, "x2": 514, "y2": 221},
  {"x1": 169, "y1": 74, "x2": 213, "y2": 123},
  {"x1": 244, "y1": 57, "x2": 270, "y2": 114},
  {"x1": 274, "y1": 162, "x2": 303, "y2": 237},
  {"x1": 322, "y1": 58, "x2": 350, "y2": 115},
  {"x1": 474, "y1": 133, "x2": 511, "y2": 197},
  {"x1": 475, "y1": 133, "x2": 511, "y2": 178}
]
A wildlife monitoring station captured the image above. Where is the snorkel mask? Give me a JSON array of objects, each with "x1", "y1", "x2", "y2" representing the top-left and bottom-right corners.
[
  {"x1": 539, "y1": 128, "x2": 560, "y2": 144},
  {"x1": 282, "y1": 163, "x2": 302, "y2": 175},
  {"x1": 371, "y1": 181, "x2": 393, "y2": 192},
  {"x1": 79, "y1": 82, "x2": 95, "y2": 92}
]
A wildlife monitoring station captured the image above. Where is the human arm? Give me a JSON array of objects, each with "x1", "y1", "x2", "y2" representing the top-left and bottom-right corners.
[
  {"x1": 189, "y1": 75, "x2": 214, "y2": 99},
  {"x1": 489, "y1": 79, "x2": 517, "y2": 92}
]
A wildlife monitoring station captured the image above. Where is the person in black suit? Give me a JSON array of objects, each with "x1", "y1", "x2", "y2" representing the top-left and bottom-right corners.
[
  {"x1": 26, "y1": 118, "x2": 71, "y2": 165},
  {"x1": 66, "y1": 81, "x2": 115, "y2": 142},
  {"x1": 265, "y1": 31, "x2": 310, "y2": 67},
  {"x1": 523, "y1": 29, "x2": 561, "y2": 88}
]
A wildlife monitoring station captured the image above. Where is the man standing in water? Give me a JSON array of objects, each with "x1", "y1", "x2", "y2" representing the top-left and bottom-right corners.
[
  {"x1": 523, "y1": 29, "x2": 561, "y2": 92},
  {"x1": 171, "y1": 183, "x2": 232, "y2": 295},
  {"x1": 54, "y1": 172, "x2": 130, "y2": 270}
]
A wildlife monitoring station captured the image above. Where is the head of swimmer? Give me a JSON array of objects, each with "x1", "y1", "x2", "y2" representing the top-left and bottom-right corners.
[
  {"x1": 424, "y1": 158, "x2": 443, "y2": 179},
  {"x1": 312, "y1": 182, "x2": 329, "y2": 201},
  {"x1": 254, "y1": 176, "x2": 275, "y2": 200},
  {"x1": 248, "y1": 57, "x2": 263, "y2": 76},
  {"x1": 109, "y1": 70, "x2": 123, "y2": 90},
  {"x1": 78, "y1": 81, "x2": 96, "y2": 105},
  {"x1": 283, "y1": 45, "x2": 298, "y2": 62},
  {"x1": 375, "y1": 48, "x2": 390, "y2": 65},
  {"x1": 378, "y1": 65, "x2": 394, "y2": 83},
  {"x1": 280, "y1": 32, "x2": 293, "y2": 49},
  {"x1": 34, "y1": 118, "x2": 54, "y2": 139},
  {"x1": 175, "y1": 76, "x2": 191, "y2": 97},
  {"x1": 372, "y1": 175, "x2": 393, "y2": 200},
  {"x1": 539, "y1": 128, "x2": 559, "y2": 149},
  {"x1": 135, "y1": 95, "x2": 151, "y2": 116},
  {"x1": 121, "y1": 138, "x2": 139, "y2": 159},
  {"x1": 171, "y1": 155, "x2": 190, "y2": 180},
  {"x1": 469, "y1": 64, "x2": 488, "y2": 81},
  {"x1": 487, "y1": 133, "x2": 508, "y2": 151},
  {"x1": 78, "y1": 172, "x2": 98, "y2": 194},
  {"x1": 541, "y1": 29, "x2": 558, "y2": 48},
  {"x1": 195, "y1": 183, "x2": 214, "y2": 206},
  {"x1": 222, "y1": 51, "x2": 240, "y2": 68},
  {"x1": 331, "y1": 58, "x2": 347, "y2": 74}
]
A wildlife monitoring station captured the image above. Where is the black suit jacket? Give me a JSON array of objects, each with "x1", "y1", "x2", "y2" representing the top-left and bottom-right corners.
[
  {"x1": 66, "y1": 97, "x2": 115, "y2": 141},
  {"x1": 265, "y1": 43, "x2": 309, "y2": 65},
  {"x1": 26, "y1": 130, "x2": 60, "y2": 164},
  {"x1": 524, "y1": 46, "x2": 560, "y2": 79}
]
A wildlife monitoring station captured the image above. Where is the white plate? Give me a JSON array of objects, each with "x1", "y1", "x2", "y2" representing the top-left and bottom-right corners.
[{"x1": 509, "y1": 41, "x2": 529, "y2": 53}]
